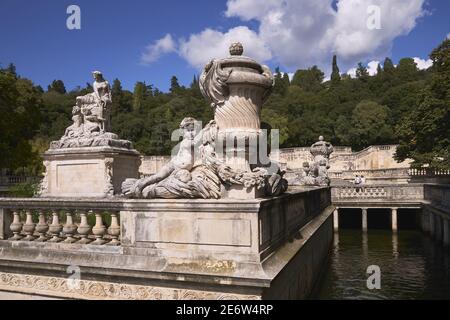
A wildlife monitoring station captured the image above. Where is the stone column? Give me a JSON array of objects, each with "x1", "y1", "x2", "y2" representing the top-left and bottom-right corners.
[
  {"x1": 333, "y1": 208, "x2": 339, "y2": 232},
  {"x1": 391, "y1": 208, "x2": 398, "y2": 233},
  {"x1": 362, "y1": 208, "x2": 368, "y2": 232},
  {"x1": 0, "y1": 208, "x2": 13, "y2": 240},
  {"x1": 443, "y1": 218, "x2": 450, "y2": 247}
]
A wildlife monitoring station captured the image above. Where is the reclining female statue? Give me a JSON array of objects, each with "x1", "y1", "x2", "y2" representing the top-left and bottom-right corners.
[{"x1": 122, "y1": 117, "x2": 197, "y2": 198}]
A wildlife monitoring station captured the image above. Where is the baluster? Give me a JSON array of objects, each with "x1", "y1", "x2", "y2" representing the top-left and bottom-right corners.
[
  {"x1": 107, "y1": 211, "x2": 120, "y2": 246},
  {"x1": 22, "y1": 210, "x2": 36, "y2": 241},
  {"x1": 35, "y1": 209, "x2": 49, "y2": 242},
  {"x1": 77, "y1": 210, "x2": 92, "y2": 244},
  {"x1": 91, "y1": 210, "x2": 106, "y2": 245},
  {"x1": 48, "y1": 210, "x2": 63, "y2": 242},
  {"x1": 63, "y1": 210, "x2": 78, "y2": 243},
  {"x1": 9, "y1": 210, "x2": 23, "y2": 241}
]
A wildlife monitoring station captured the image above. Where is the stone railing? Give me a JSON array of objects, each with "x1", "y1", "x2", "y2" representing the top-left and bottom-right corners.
[
  {"x1": 331, "y1": 184, "x2": 425, "y2": 205},
  {"x1": 409, "y1": 168, "x2": 450, "y2": 177},
  {"x1": 0, "y1": 199, "x2": 122, "y2": 245},
  {"x1": 330, "y1": 168, "x2": 410, "y2": 181},
  {"x1": 0, "y1": 175, "x2": 37, "y2": 186},
  {"x1": 328, "y1": 168, "x2": 450, "y2": 185}
]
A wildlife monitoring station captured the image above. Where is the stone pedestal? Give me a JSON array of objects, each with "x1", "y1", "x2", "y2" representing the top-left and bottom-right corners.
[{"x1": 41, "y1": 146, "x2": 141, "y2": 198}]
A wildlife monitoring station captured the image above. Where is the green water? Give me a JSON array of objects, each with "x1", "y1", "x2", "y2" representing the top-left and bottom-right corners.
[{"x1": 315, "y1": 230, "x2": 450, "y2": 300}]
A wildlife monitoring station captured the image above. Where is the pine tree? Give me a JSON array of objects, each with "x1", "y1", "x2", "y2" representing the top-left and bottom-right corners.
[
  {"x1": 47, "y1": 80, "x2": 66, "y2": 94},
  {"x1": 376, "y1": 63, "x2": 383, "y2": 75},
  {"x1": 356, "y1": 63, "x2": 369, "y2": 81},
  {"x1": 190, "y1": 75, "x2": 199, "y2": 89},
  {"x1": 282, "y1": 72, "x2": 290, "y2": 87},
  {"x1": 170, "y1": 76, "x2": 180, "y2": 93},
  {"x1": 383, "y1": 57, "x2": 395, "y2": 73},
  {"x1": 5, "y1": 63, "x2": 17, "y2": 76},
  {"x1": 330, "y1": 55, "x2": 341, "y2": 84},
  {"x1": 133, "y1": 81, "x2": 147, "y2": 111}
]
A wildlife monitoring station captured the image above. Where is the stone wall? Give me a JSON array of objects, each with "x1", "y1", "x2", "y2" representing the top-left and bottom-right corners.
[
  {"x1": 276, "y1": 145, "x2": 411, "y2": 171},
  {"x1": 139, "y1": 145, "x2": 411, "y2": 176}
]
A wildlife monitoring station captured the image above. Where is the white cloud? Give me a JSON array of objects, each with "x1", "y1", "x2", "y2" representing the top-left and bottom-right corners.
[
  {"x1": 346, "y1": 60, "x2": 379, "y2": 78},
  {"x1": 142, "y1": 0, "x2": 427, "y2": 73},
  {"x1": 447, "y1": 33, "x2": 450, "y2": 39},
  {"x1": 413, "y1": 57, "x2": 433, "y2": 70},
  {"x1": 367, "y1": 61, "x2": 380, "y2": 76},
  {"x1": 141, "y1": 34, "x2": 176, "y2": 64},
  {"x1": 224, "y1": 0, "x2": 426, "y2": 71},
  {"x1": 347, "y1": 67, "x2": 357, "y2": 78},
  {"x1": 178, "y1": 26, "x2": 272, "y2": 69}
]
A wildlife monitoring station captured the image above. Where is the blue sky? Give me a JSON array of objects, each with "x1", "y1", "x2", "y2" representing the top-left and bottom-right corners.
[{"x1": 0, "y1": 0, "x2": 449, "y2": 92}]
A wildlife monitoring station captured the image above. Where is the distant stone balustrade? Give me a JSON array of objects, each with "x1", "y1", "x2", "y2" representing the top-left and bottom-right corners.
[{"x1": 331, "y1": 184, "x2": 425, "y2": 208}]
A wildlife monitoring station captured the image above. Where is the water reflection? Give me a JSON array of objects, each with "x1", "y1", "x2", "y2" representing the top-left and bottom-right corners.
[{"x1": 316, "y1": 230, "x2": 450, "y2": 300}]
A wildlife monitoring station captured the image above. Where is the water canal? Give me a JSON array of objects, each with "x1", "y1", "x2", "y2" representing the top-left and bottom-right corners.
[{"x1": 315, "y1": 209, "x2": 450, "y2": 299}]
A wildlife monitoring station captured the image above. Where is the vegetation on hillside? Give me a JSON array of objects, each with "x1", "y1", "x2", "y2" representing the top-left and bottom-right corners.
[{"x1": 1, "y1": 39, "x2": 449, "y2": 175}]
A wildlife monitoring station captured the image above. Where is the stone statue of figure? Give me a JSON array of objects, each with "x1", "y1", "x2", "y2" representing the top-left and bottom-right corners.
[
  {"x1": 296, "y1": 136, "x2": 333, "y2": 187},
  {"x1": 122, "y1": 117, "x2": 196, "y2": 198},
  {"x1": 75, "y1": 71, "x2": 112, "y2": 133}
]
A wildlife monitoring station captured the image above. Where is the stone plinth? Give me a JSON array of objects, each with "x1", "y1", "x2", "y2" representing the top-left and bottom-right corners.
[
  {"x1": 41, "y1": 146, "x2": 141, "y2": 198},
  {"x1": 120, "y1": 187, "x2": 331, "y2": 265}
]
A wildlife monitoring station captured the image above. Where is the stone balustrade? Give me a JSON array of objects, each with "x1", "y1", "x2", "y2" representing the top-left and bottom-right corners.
[
  {"x1": 331, "y1": 184, "x2": 425, "y2": 208},
  {"x1": 409, "y1": 168, "x2": 450, "y2": 177},
  {"x1": 0, "y1": 199, "x2": 122, "y2": 245}
]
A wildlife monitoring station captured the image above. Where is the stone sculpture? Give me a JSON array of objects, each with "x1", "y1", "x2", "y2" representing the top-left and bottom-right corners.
[
  {"x1": 297, "y1": 136, "x2": 334, "y2": 186},
  {"x1": 122, "y1": 43, "x2": 288, "y2": 199},
  {"x1": 41, "y1": 71, "x2": 141, "y2": 198},
  {"x1": 50, "y1": 71, "x2": 131, "y2": 149}
]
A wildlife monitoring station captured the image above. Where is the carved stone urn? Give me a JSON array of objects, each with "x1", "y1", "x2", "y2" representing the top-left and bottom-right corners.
[{"x1": 199, "y1": 42, "x2": 274, "y2": 174}]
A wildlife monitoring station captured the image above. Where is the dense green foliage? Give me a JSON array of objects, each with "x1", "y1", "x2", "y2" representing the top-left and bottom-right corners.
[
  {"x1": 396, "y1": 39, "x2": 450, "y2": 169},
  {"x1": 1, "y1": 39, "x2": 449, "y2": 173}
]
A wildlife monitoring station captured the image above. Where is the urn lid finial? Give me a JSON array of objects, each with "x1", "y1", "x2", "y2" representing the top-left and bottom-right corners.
[{"x1": 229, "y1": 42, "x2": 244, "y2": 56}]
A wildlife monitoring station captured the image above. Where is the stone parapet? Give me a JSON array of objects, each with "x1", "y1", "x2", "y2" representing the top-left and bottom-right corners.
[{"x1": 0, "y1": 188, "x2": 333, "y2": 299}]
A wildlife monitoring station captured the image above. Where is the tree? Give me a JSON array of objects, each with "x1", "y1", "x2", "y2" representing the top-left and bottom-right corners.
[
  {"x1": 291, "y1": 66, "x2": 324, "y2": 92},
  {"x1": 273, "y1": 67, "x2": 288, "y2": 95},
  {"x1": 0, "y1": 69, "x2": 42, "y2": 172},
  {"x1": 282, "y1": 73, "x2": 290, "y2": 87},
  {"x1": 132, "y1": 81, "x2": 147, "y2": 111},
  {"x1": 47, "y1": 80, "x2": 66, "y2": 94},
  {"x1": 383, "y1": 58, "x2": 395, "y2": 73},
  {"x1": 356, "y1": 63, "x2": 369, "y2": 81},
  {"x1": 350, "y1": 100, "x2": 394, "y2": 150},
  {"x1": 396, "y1": 58, "x2": 419, "y2": 82},
  {"x1": 376, "y1": 63, "x2": 383, "y2": 75},
  {"x1": 170, "y1": 76, "x2": 181, "y2": 93},
  {"x1": 4, "y1": 63, "x2": 17, "y2": 75},
  {"x1": 396, "y1": 39, "x2": 450, "y2": 169},
  {"x1": 331, "y1": 55, "x2": 341, "y2": 85}
]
